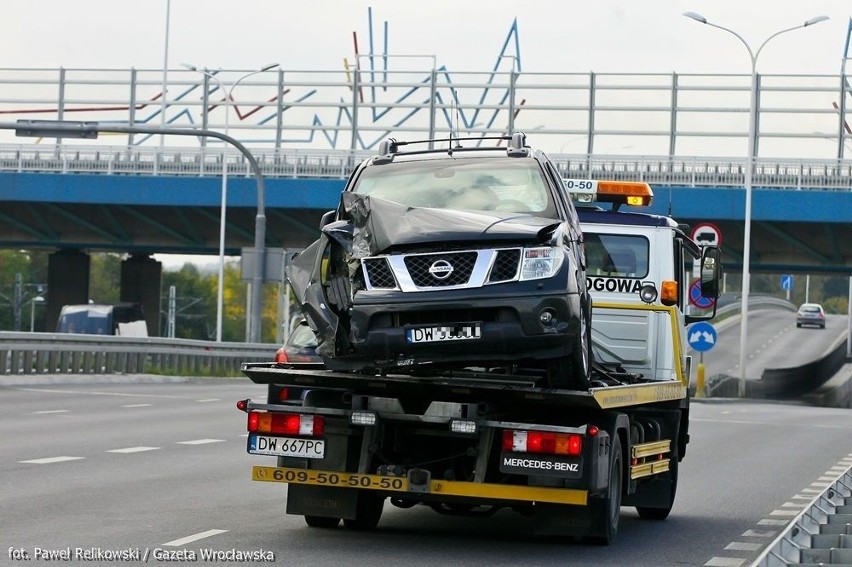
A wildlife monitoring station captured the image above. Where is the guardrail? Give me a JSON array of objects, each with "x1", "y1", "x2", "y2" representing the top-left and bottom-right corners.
[
  {"x1": 2, "y1": 143, "x2": 852, "y2": 191},
  {"x1": 754, "y1": 466, "x2": 852, "y2": 566},
  {"x1": 0, "y1": 331, "x2": 277, "y2": 377}
]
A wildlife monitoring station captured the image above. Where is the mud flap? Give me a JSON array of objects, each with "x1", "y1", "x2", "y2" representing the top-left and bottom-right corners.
[
  {"x1": 287, "y1": 485, "x2": 360, "y2": 520},
  {"x1": 532, "y1": 503, "x2": 593, "y2": 537}
]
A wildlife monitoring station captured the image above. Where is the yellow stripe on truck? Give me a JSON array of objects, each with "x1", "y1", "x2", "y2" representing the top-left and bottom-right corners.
[
  {"x1": 590, "y1": 382, "x2": 686, "y2": 409},
  {"x1": 252, "y1": 466, "x2": 588, "y2": 506}
]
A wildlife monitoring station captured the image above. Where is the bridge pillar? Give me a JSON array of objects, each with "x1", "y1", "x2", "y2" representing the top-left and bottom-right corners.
[
  {"x1": 47, "y1": 249, "x2": 90, "y2": 332},
  {"x1": 120, "y1": 254, "x2": 162, "y2": 337}
]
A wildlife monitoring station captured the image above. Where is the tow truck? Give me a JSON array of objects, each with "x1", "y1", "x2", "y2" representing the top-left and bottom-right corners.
[{"x1": 238, "y1": 172, "x2": 721, "y2": 544}]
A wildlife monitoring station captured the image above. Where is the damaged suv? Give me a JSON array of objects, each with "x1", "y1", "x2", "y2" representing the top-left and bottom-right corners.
[{"x1": 287, "y1": 133, "x2": 591, "y2": 389}]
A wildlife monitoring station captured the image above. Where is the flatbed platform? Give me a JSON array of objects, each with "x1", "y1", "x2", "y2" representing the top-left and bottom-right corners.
[{"x1": 240, "y1": 362, "x2": 687, "y2": 410}]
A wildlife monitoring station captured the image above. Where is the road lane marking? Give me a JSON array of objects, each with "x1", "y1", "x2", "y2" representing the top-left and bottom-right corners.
[
  {"x1": 32, "y1": 410, "x2": 69, "y2": 414},
  {"x1": 107, "y1": 447, "x2": 160, "y2": 454},
  {"x1": 162, "y1": 529, "x2": 228, "y2": 547},
  {"x1": 704, "y1": 557, "x2": 745, "y2": 567},
  {"x1": 122, "y1": 403, "x2": 153, "y2": 408},
  {"x1": 724, "y1": 542, "x2": 762, "y2": 552},
  {"x1": 742, "y1": 529, "x2": 776, "y2": 537},
  {"x1": 17, "y1": 388, "x2": 185, "y2": 399},
  {"x1": 195, "y1": 398, "x2": 221, "y2": 403},
  {"x1": 177, "y1": 439, "x2": 225, "y2": 445},
  {"x1": 757, "y1": 519, "x2": 789, "y2": 526},
  {"x1": 768, "y1": 509, "x2": 798, "y2": 517},
  {"x1": 20, "y1": 456, "x2": 84, "y2": 464}
]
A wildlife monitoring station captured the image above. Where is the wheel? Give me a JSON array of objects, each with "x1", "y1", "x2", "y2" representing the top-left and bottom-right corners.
[
  {"x1": 636, "y1": 455, "x2": 678, "y2": 520},
  {"x1": 304, "y1": 515, "x2": 340, "y2": 528},
  {"x1": 546, "y1": 309, "x2": 591, "y2": 390},
  {"x1": 342, "y1": 491, "x2": 384, "y2": 530},
  {"x1": 588, "y1": 434, "x2": 622, "y2": 545},
  {"x1": 796, "y1": 323, "x2": 802, "y2": 328}
]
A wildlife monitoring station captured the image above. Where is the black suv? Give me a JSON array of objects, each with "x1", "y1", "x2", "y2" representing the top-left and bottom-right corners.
[{"x1": 287, "y1": 133, "x2": 591, "y2": 389}]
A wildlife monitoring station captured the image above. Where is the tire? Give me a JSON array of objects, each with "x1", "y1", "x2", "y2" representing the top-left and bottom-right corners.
[
  {"x1": 547, "y1": 310, "x2": 591, "y2": 390},
  {"x1": 796, "y1": 323, "x2": 802, "y2": 328},
  {"x1": 589, "y1": 434, "x2": 622, "y2": 545},
  {"x1": 636, "y1": 456, "x2": 678, "y2": 521},
  {"x1": 342, "y1": 491, "x2": 384, "y2": 530},
  {"x1": 304, "y1": 515, "x2": 340, "y2": 528}
]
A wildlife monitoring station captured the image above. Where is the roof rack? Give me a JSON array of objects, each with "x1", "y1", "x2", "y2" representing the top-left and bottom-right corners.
[{"x1": 374, "y1": 132, "x2": 530, "y2": 164}]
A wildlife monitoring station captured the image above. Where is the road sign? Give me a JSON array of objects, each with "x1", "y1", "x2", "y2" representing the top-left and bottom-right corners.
[
  {"x1": 690, "y1": 222, "x2": 722, "y2": 248},
  {"x1": 688, "y1": 321, "x2": 717, "y2": 352},
  {"x1": 780, "y1": 274, "x2": 793, "y2": 291},
  {"x1": 688, "y1": 279, "x2": 715, "y2": 309}
]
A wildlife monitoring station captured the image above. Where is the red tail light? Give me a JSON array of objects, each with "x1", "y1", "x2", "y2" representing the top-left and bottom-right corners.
[
  {"x1": 247, "y1": 411, "x2": 324, "y2": 436},
  {"x1": 502, "y1": 430, "x2": 582, "y2": 456},
  {"x1": 274, "y1": 348, "x2": 289, "y2": 364}
]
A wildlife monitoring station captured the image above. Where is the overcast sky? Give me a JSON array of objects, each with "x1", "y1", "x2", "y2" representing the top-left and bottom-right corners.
[{"x1": 2, "y1": 0, "x2": 851, "y2": 75}]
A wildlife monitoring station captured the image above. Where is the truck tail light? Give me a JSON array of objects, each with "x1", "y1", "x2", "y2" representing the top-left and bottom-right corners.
[
  {"x1": 247, "y1": 411, "x2": 325, "y2": 436},
  {"x1": 502, "y1": 430, "x2": 582, "y2": 456}
]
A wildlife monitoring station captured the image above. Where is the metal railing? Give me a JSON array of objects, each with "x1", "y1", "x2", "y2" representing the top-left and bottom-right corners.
[
  {"x1": 2, "y1": 143, "x2": 852, "y2": 191},
  {"x1": 0, "y1": 67, "x2": 850, "y2": 161},
  {"x1": 0, "y1": 331, "x2": 276, "y2": 377}
]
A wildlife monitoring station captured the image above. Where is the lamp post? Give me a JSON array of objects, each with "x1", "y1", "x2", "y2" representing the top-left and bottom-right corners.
[
  {"x1": 181, "y1": 63, "x2": 279, "y2": 342},
  {"x1": 6, "y1": 119, "x2": 269, "y2": 341},
  {"x1": 683, "y1": 12, "x2": 829, "y2": 396},
  {"x1": 30, "y1": 295, "x2": 45, "y2": 332}
]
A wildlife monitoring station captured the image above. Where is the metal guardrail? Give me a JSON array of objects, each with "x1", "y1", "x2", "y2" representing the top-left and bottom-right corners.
[
  {"x1": 0, "y1": 331, "x2": 277, "y2": 377},
  {"x1": 2, "y1": 143, "x2": 852, "y2": 191},
  {"x1": 753, "y1": 466, "x2": 852, "y2": 566}
]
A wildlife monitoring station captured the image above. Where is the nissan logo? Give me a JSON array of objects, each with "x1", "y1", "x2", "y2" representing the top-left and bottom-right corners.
[{"x1": 428, "y1": 260, "x2": 454, "y2": 280}]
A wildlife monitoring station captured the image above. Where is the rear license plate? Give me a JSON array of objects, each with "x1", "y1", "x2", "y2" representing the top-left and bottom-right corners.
[
  {"x1": 406, "y1": 324, "x2": 482, "y2": 344},
  {"x1": 248, "y1": 434, "x2": 325, "y2": 459}
]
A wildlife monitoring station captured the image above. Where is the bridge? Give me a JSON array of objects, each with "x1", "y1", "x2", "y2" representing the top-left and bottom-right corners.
[{"x1": 0, "y1": 67, "x2": 850, "y2": 337}]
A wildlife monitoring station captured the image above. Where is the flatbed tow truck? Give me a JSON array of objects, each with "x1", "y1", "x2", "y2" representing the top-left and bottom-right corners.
[{"x1": 237, "y1": 175, "x2": 722, "y2": 544}]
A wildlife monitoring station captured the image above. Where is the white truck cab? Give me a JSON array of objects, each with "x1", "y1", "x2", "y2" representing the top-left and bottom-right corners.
[{"x1": 566, "y1": 179, "x2": 721, "y2": 386}]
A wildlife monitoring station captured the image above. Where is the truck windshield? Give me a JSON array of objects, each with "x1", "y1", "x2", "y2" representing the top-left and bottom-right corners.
[
  {"x1": 585, "y1": 233, "x2": 650, "y2": 278},
  {"x1": 352, "y1": 158, "x2": 558, "y2": 217}
]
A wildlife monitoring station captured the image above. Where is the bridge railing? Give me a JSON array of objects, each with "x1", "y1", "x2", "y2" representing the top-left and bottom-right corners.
[
  {"x1": 2, "y1": 143, "x2": 852, "y2": 190},
  {"x1": 0, "y1": 331, "x2": 276, "y2": 377},
  {"x1": 0, "y1": 67, "x2": 850, "y2": 162}
]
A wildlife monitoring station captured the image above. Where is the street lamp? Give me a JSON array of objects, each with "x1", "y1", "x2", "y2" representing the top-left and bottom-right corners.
[
  {"x1": 684, "y1": 12, "x2": 829, "y2": 396},
  {"x1": 30, "y1": 295, "x2": 45, "y2": 332},
  {"x1": 181, "y1": 63, "x2": 279, "y2": 342},
  {"x1": 7, "y1": 119, "x2": 269, "y2": 341}
]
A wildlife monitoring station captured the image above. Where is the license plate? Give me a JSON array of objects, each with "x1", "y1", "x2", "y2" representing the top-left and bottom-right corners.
[
  {"x1": 406, "y1": 324, "x2": 482, "y2": 344},
  {"x1": 248, "y1": 434, "x2": 325, "y2": 459}
]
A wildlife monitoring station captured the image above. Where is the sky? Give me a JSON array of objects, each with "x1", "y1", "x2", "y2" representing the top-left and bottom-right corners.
[
  {"x1": 4, "y1": 0, "x2": 851, "y2": 269},
  {"x1": 2, "y1": 0, "x2": 851, "y2": 75}
]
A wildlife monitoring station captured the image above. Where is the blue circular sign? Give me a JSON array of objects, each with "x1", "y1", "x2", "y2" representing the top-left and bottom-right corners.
[
  {"x1": 688, "y1": 321, "x2": 717, "y2": 352},
  {"x1": 689, "y1": 279, "x2": 715, "y2": 309}
]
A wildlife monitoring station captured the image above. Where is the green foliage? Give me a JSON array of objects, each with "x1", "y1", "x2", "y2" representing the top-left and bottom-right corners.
[
  {"x1": 89, "y1": 253, "x2": 122, "y2": 303},
  {"x1": 822, "y1": 296, "x2": 848, "y2": 316}
]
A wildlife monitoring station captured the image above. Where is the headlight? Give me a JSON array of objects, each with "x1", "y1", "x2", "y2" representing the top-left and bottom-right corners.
[{"x1": 520, "y1": 247, "x2": 564, "y2": 281}]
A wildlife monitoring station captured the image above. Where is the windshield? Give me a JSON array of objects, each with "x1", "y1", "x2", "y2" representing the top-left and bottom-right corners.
[
  {"x1": 585, "y1": 233, "x2": 650, "y2": 278},
  {"x1": 352, "y1": 158, "x2": 558, "y2": 217}
]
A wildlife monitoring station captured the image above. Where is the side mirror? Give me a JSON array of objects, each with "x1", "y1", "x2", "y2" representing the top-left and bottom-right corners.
[
  {"x1": 319, "y1": 210, "x2": 336, "y2": 229},
  {"x1": 699, "y1": 246, "x2": 722, "y2": 298}
]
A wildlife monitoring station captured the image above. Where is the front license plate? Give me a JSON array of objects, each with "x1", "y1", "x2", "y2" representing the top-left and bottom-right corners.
[
  {"x1": 248, "y1": 434, "x2": 325, "y2": 459},
  {"x1": 406, "y1": 323, "x2": 482, "y2": 344}
]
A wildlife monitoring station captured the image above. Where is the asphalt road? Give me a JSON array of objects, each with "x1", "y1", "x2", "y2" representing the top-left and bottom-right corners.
[
  {"x1": 695, "y1": 310, "x2": 848, "y2": 381},
  {"x1": 1, "y1": 377, "x2": 851, "y2": 567}
]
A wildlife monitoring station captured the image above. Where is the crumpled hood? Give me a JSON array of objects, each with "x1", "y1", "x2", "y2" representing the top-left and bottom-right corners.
[{"x1": 342, "y1": 193, "x2": 560, "y2": 256}]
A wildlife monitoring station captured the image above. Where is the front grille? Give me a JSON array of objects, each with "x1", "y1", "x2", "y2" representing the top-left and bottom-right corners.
[
  {"x1": 488, "y1": 249, "x2": 521, "y2": 282},
  {"x1": 363, "y1": 258, "x2": 397, "y2": 289},
  {"x1": 404, "y1": 251, "x2": 477, "y2": 287}
]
